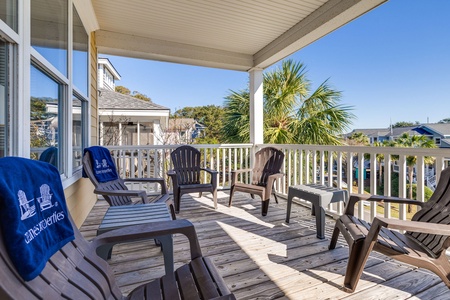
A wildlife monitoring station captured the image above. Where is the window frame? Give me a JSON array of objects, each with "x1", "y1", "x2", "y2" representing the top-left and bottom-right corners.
[{"x1": 0, "y1": 0, "x2": 91, "y2": 187}]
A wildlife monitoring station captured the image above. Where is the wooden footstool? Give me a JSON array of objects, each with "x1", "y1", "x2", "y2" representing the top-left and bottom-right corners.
[
  {"x1": 286, "y1": 184, "x2": 348, "y2": 239},
  {"x1": 96, "y1": 202, "x2": 174, "y2": 274}
]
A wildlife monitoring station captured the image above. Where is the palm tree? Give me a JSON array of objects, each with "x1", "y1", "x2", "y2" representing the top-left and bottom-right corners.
[
  {"x1": 346, "y1": 132, "x2": 370, "y2": 146},
  {"x1": 394, "y1": 133, "x2": 436, "y2": 211},
  {"x1": 372, "y1": 141, "x2": 387, "y2": 188},
  {"x1": 222, "y1": 59, "x2": 355, "y2": 145}
]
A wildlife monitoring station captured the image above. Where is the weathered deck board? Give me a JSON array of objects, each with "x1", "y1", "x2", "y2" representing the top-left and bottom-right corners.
[{"x1": 80, "y1": 191, "x2": 450, "y2": 299}]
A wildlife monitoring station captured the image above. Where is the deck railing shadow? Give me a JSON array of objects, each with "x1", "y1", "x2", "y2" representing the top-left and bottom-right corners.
[{"x1": 81, "y1": 190, "x2": 450, "y2": 298}]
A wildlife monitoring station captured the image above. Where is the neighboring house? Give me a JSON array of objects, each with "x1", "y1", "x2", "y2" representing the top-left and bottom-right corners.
[
  {"x1": 97, "y1": 59, "x2": 170, "y2": 146},
  {"x1": 413, "y1": 123, "x2": 450, "y2": 148},
  {"x1": 97, "y1": 58, "x2": 121, "y2": 91},
  {"x1": 98, "y1": 89, "x2": 170, "y2": 146},
  {"x1": 347, "y1": 124, "x2": 450, "y2": 148},
  {"x1": 346, "y1": 126, "x2": 421, "y2": 144},
  {"x1": 165, "y1": 118, "x2": 206, "y2": 144},
  {"x1": 347, "y1": 123, "x2": 450, "y2": 190}
]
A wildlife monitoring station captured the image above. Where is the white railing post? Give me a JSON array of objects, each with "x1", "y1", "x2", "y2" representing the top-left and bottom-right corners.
[
  {"x1": 398, "y1": 155, "x2": 407, "y2": 220},
  {"x1": 384, "y1": 154, "x2": 392, "y2": 219},
  {"x1": 370, "y1": 153, "x2": 377, "y2": 220},
  {"x1": 103, "y1": 144, "x2": 450, "y2": 222}
]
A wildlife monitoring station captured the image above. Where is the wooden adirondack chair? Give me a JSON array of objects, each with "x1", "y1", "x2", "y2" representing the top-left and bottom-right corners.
[
  {"x1": 168, "y1": 145, "x2": 218, "y2": 213},
  {"x1": 0, "y1": 158, "x2": 235, "y2": 300},
  {"x1": 83, "y1": 148, "x2": 175, "y2": 219},
  {"x1": 329, "y1": 166, "x2": 450, "y2": 293},
  {"x1": 228, "y1": 147, "x2": 284, "y2": 216},
  {"x1": 0, "y1": 214, "x2": 234, "y2": 299}
]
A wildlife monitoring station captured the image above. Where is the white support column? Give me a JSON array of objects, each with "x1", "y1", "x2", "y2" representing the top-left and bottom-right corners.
[
  {"x1": 249, "y1": 68, "x2": 263, "y2": 145},
  {"x1": 118, "y1": 123, "x2": 122, "y2": 146},
  {"x1": 137, "y1": 121, "x2": 141, "y2": 145},
  {"x1": 153, "y1": 120, "x2": 162, "y2": 145},
  {"x1": 99, "y1": 121, "x2": 104, "y2": 145},
  {"x1": 17, "y1": 0, "x2": 31, "y2": 157}
]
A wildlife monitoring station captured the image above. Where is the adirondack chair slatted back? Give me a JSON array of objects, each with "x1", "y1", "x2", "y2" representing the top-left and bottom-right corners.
[
  {"x1": 406, "y1": 167, "x2": 450, "y2": 257},
  {"x1": 252, "y1": 147, "x2": 284, "y2": 187},
  {"x1": 0, "y1": 224, "x2": 122, "y2": 299},
  {"x1": 83, "y1": 152, "x2": 133, "y2": 206},
  {"x1": 171, "y1": 146, "x2": 202, "y2": 185}
]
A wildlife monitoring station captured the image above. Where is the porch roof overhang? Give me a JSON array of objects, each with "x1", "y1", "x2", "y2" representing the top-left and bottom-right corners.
[{"x1": 88, "y1": 0, "x2": 387, "y2": 71}]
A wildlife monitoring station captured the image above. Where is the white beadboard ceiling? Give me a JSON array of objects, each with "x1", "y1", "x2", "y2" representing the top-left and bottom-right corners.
[{"x1": 92, "y1": 0, "x2": 387, "y2": 71}]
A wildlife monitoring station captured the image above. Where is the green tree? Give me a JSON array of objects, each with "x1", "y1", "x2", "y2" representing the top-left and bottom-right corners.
[
  {"x1": 346, "y1": 132, "x2": 370, "y2": 146},
  {"x1": 172, "y1": 105, "x2": 225, "y2": 143},
  {"x1": 392, "y1": 121, "x2": 419, "y2": 128},
  {"x1": 372, "y1": 141, "x2": 389, "y2": 186},
  {"x1": 222, "y1": 60, "x2": 354, "y2": 144},
  {"x1": 438, "y1": 118, "x2": 450, "y2": 124},
  {"x1": 132, "y1": 91, "x2": 151, "y2": 102},
  {"x1": 115, "y1": 85, "x2": 130, "y2": 95},
  {"x1": 115, "y1": 86, "x2": 151, "y2": 102},
  {"x1": 394, "y1": 133, "x2": 436, "y2": 211}
]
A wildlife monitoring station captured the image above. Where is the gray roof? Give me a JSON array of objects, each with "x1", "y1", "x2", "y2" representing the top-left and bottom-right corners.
[
  {"x1": 346, "y1": 126, "x2": 419, "y2": 138},
  {"x1": 416, "y1": 123, "x2": 450, "y2": 137},
  {"x1": 345, "y1": 128, "x2": 390, "y2": 138},
  {"x1": 99, "y1": 89, "x2": 169, "y2": 110},
  {"x1": 440, "y1": 138, "x2": 450, "y2": 148},
  {"x1": 390, "y1": 126, "x2": 418, "y2": 137}
]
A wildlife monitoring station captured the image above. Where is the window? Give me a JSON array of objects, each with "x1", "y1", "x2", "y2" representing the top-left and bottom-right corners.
[
  {"x1": 0, "y1": 40, "x2": 8, "y2": 157},
  {"x1": 2, "y1": 0, "x2": 90, "y2": 181},
  {"x1": 30, "y1": 64, "x2": 62, "y2": 172},
  {"x1": 435, "y1": 137, "x2": 441, "y2": 145},
  {"x1": 72, "y1": 5, "x2": 88, "y2": 96},
  {"x1": 72, "y1": 94, "x2": 86, "y2": 171},
  {"x1": 0, "y1": 0, "x2": 18, "y2": 32},
  {"x1": 31, "y1": 0, "x2": 68, "y2": 76}
]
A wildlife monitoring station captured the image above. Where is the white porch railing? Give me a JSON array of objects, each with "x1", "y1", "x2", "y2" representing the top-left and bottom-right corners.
[{"x1": 106, "y1": 144, "x2": 450, "y2": 222}]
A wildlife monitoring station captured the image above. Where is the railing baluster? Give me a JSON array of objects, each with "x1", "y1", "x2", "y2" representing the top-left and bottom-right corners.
[
  {"x1": 398, "y1": 155, "x2": 407, "y2": 221},
  {"x1": 100, "y1": 144, "x2": 450, "y2": 224},
  {"x1": 384, "y1": 154, "x2": 392, "y2": 219}
]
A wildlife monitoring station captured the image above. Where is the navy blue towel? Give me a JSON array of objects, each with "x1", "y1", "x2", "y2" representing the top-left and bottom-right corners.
[
  {"x1": 0, "y1": 157, "x2": 74, "y2": 281},
  {"x1": 83, "y1": 146, "x2": 119, "y2": 183}
]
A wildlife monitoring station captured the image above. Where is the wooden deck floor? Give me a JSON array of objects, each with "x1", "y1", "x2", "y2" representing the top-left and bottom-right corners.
[{"x1": 80, "y1": 192, "x2": 450, "y2": 299}]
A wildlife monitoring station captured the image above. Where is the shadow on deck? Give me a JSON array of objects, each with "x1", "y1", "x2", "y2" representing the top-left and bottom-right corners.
[{"x1": 80, "y1": 192, "x2": 450, "y2": 299}]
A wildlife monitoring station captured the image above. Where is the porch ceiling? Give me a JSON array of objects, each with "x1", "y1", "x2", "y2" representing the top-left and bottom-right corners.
[{"x1": 91, "y1": 0, "x2": 387, "y2": 71}]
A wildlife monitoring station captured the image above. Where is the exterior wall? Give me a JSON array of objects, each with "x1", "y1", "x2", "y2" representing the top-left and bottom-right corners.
[
  {"x1": 90, "y1": 32, "x2": 99, "y2": 146},
  {"x1": 65, "y1": 32, "x2": 98, "y2": 228},
  {"x1": 64, "y1": 178, "x2": 97, "y2": 228}
]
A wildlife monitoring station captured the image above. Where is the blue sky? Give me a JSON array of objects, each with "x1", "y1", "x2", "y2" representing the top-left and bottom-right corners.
[{"x1": 103, "y1": 0, "x2": 450, "y2": 131}]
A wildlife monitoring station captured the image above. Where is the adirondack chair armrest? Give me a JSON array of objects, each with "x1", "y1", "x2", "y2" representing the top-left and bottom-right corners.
[
  {"x1": 93, "y1": 219, "x2": 202, "y2": 259},
  {"x1": 231, "y1": 168, "x2": 252, "y2": 175},
  {"x1": 200, "y1": 167, "x2": 218, "y2": 175},
  {"x1": 265, "y1": 172, "x2": 284, "y2": 187},
  {"x1": 345, "y1": 194, "x2": 425, "y2": 215},
  {"x1": 373, "y1": 217, "x2": 450, "y2": 236},
  {"x1": 230, "y1": 168, "x2": 252, "y2": 185},
  {"x1": 94, "y1": 188, "x2": 147, "y2": 202},
  {"x1": 268, "y1": 172, "x2": 284, "y2": 180},
  {"x1": 123, "y1": 177, "x2": 168, "y2": 195},
  {"x1": 201, "y1": 168, "x2": 218, "y2": 185},
  {"x1": 167, "y1": 169, "x2": 175, "y2": 177}
]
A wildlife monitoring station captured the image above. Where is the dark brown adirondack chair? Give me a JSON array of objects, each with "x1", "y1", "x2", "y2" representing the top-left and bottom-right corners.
[
  {"x1": 329, "y1": 166, "x2": 450, "y2": 293},
  {"x1": 0, "y1": 220, "x2": 235, "y2": 299},
  {"x1": 0, "y1": 157, "x2": 235, "y2": 300},
  {"x1": 83, "y1": 147, "x2": 175, "y2": 219},
  {"x1": 168, "y1": 145, "x2": 218, "y2": 213},
  {"x1": 229, "y1": 147, "x2": 284, "y2": 216}
]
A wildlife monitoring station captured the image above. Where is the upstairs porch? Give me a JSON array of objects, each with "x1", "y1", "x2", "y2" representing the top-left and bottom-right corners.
[{"x1": 80, "y1": 190, "x2": 450, "y2": 299}]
